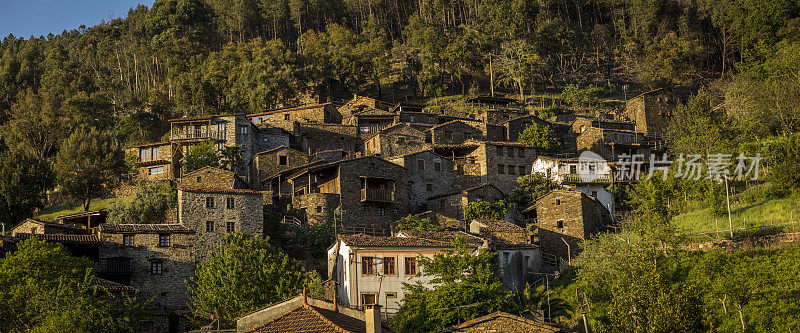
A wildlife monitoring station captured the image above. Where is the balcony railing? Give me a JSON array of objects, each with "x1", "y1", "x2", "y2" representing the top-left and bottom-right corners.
[
  {"x1": 361, "y1": 189, "x2": 395, "y2": 203},
  {"x1": 562, "y1": 173, "x2": 612, "y2": 183},
  {"x1": 99, "y1": 258, "x2": 133, "y2": 274},
  {"x1": 137, "y1": 155, "x2": 170, "y2": 164},
  {"x1": 171, "y1": 130, "x2": 226, "y2": 141}
]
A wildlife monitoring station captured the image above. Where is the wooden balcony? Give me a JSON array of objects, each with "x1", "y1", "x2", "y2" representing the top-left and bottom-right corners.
[
  {"x1": 562, "y1": 173, "x2": 612, "y2": 183},
  {"x1": 99, "y1": 258, "x2": 133, "y2": 275},
  {"x1": 360, "y1": 188, "x2": 395, "y2": 203},
  {"x1": 170, "y1": 130, "x2": 226, "y2": 142}
]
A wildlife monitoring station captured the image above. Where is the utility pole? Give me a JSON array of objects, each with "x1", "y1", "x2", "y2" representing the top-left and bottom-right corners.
[{"x1": 725, "y1": 174, "x2": 733, "y2": 238}]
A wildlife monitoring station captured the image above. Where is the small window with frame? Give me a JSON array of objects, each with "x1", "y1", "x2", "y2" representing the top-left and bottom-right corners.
[
  {"x1": 278, "y1": 155, "x2": 288, "y2": 166},
  {"x1": 226, "y1": 222, "x2": 235, "y2": 233},
  {"x1": 404, "y1": 257, "x2": 418, "y2": 275},
  {"x1": 362, "y1": 257, "x2": 375, "y2": 275},
  {"x1": 123, "y1": 234, "x2": 134, "y2": 247},
  {"x1": 206, "y1": 221, "x2": 215, "y2": 233},
  {"x1": 150, "y1": 260, "x2": 163, "y2": 275},
  {"x1": 206, "y1": 197, "x2": 215, "y2": 209},
  {"x1": 158, "y1": 234, "x2": 170, "y2": 247},
  {"x1": 557, "y1": 220, "x2": 564, "y2": 229},
  {"x1": 226, "y1": 197, "x2": 235, "y2": 209}
]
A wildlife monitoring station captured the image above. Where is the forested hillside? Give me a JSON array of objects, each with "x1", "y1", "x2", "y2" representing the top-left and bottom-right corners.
[{"x1": 1, "y1": 0, "x2": 800, "y2": 224}]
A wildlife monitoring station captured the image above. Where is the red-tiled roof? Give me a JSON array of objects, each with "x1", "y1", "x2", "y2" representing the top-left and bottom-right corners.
[
  {"x1": 178, "y1": 187, "x2": 262, "y2": 195},
  {"x1": 473, "y1": 219, "x2": 524, "y2": 232},
  {"x1": 93, "y1": 277, "x2": 136, "y2": 293},
  {"x1": 482, "y1": 140, "x2": 535, "y2": 148},
  {"x1": 15, "y1": 233, "x2": 99, "y2": 245},
  {"x1": 396, "y1": 230, "x2": 484, "y2": 246},
  {"x1": 442, "y1": 311, "x2": 563, "y2": 332},
  {"x1": 249, "y1": 302, "x2": 392, "y2": 333},
  {"x1": 99, "y1": 223, "x2": 193, "y2": 234},
  {"x1": 340, "y1": 234, "x2": 473, "y2": 248}
]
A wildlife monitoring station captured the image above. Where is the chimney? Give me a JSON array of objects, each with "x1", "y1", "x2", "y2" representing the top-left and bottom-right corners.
[{"x1": 364, "y1": 304, "x2": 381, "y2": 333}]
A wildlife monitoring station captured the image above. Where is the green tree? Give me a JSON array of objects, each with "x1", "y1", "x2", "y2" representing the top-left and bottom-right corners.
[
  {"x1": 183, "y1": 141, "x2": 219, "y2": 173},
  {"x1": 510, "y1": 283, "x2": 574, "y2": 323},
  {"x1": 0, "y1": 237, "x2": 146, "y2": 332},
  {"x1": 219, "y1": 145, "x2": 242, "y2": 171},
  {"x1": 390, "y1": 242, "x2": 510, "y2": 332},
  {"x1": 463, "y1": 199, "x2": 506, "y2": 221},
  {"x1": 559, "y1": 84, "x2": 602, "y2": 109},
  {"x1": 667, "y1": 88, "x2": 736, "y2": 156},
  {"x1": 510, "y1": 174, "x2": 556, "y2": 208},
  {"x1": 392, "y1": 215, "x2": 441, "y2": 232},
  {"x1": 0, "y1": 149, "x2": 54, "y2": 225},
  {"x1": 108, "y1": 181, "x2": 177, "y2": 224},
  {"x1": 518, "y1": 123, "x2": 560, "y2": 154},
  {"x1": 54, "y1": 126, "x2": 125, "y2": 211},
  {"x1": 189, "y1": 233, "x2": 323, "y2": 328}
]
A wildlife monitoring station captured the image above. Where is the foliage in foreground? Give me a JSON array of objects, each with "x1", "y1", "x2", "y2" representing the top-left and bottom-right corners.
[
  {"x1": 188, "y1": 233, "x2": 323, "y2": 328},
  {"x1": 108, "y1": 180, "x2": 176, "y2": 224},
  {"x1": 463, "y1": 199, "x2": 506, "y2": 221},
  {"x1": 0, "y1": 237, "x2": 146, "y2": 332}
]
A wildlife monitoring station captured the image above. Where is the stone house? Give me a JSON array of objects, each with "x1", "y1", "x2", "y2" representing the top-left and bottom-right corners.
[
  {"x1": 96, "y1": 223, "x2": 195, "y2": 309},
  {"x1": 433, "y1": 140, "x2": 537, "y2": 195},
  {"x1": 442, "y1": 311, "x2": 564, "y2": 332},
  {"x1": 287, "y1": 156, "x2": 409, "y2": 234},
  {"x1": 10, "y1": 218, "x2": 89, "y2": 236},
  {"x1": 427, "y1": 120, "x2": 484, "y2": 145},
  {"x1": 532, "y1": 155, "x2": 615, "y2": 213},
  {"x1": 338, "y1": 94, "x2": 394, "y2": 120},
  {"x1": 126, "y1": 141, "x2": 176, "y2": 181},
  {"x1": 168, "y1": 114, "x2": 254, "y2": 177},
  {"x1": 327, "y1": 234, "x2": 481, "y2": 315},
  {"x1": 249, "y1": 103, "x2": 341, "y2": 127},
  {"x1": 249, "y1": 146, "x2": 309, "y2": 190},
  {"x1": 393, "y1": 110, "x2": 439, "y2": 131},
  {"x1": 363, "y1": 123, "x2": 427, "y2": 157},
  {"x1": 296, "y1": 123, "x2": 360, "y2": 155},
  {"x1": 177, "y1": 187, "x2": 264, "y2": 261},
  {"x1": 504, "y1": 115, "x2": 553, "y2": 142},
  {"x1": 387, "y1": 150, "x2": 455, "y2": 211},
  {"x1": 179, "y1": 166, "x2": 249, "y2": 189},
  {"x1": 469, "y1": 220, "x2": 540, "y2": 291},
  {"x1": 625, "y1": 88, "x2": 679, "y2": 138},
  {"x1": 576, "y1": 127, "x2": 652, "y2": 161},
  {"x1": 260, "y1": 161, "x2": 327, "y2": 209},
  {"x1": 346, "y1": 108, "x2": 398, "y2": 135},
  {"x1": 523, "y1": 189, "x2": 612, "y2": 260},
  {"x1": 570, "y1": 115, "x2": 635, "y2": 134},
  {"x1": 249, "y1": 124, "x2": 292, "y2": 155},
  {"x1": 426, "y1": 183, "x2": 505, "y2": 220},
  {"x1": 236, "y1": 293, "x2": 391, "y2": 333},
  {"x1": 467, "y1": 96, "x2": 528, "y2": 124}
]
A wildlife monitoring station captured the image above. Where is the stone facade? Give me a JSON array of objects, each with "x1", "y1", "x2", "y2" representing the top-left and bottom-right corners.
[
  {"x1": 249, "y1": 103, "x2": 341, "y2": 126},
  {"x1": 179, "y1": 166, "x2": 247, "y2": 189},
  {"x1": 249, "y1": 146, "x2": 309, "y2": 190},
  {"x1": 97, "y1": 224, "x2": 195, "y2": 309},
  {"x1": 289, "y1": 156, "x2": 409, "y2": 234},
  {"x1": 625, "y1": 88, "x2": 678, "y2": 138},
  {"x1": 127, "y1": 142, "x2": 176, "y2": 181},
  {"x1": 388, "y1": 150, "x2": 455, "y2": 212},
  {"x1": 504, "y1": 115, "x2": 552, "y2": 142},
  {"x1": 428, "y1": 120, "x2": 484, "y2": 145},
  {"x1": 10, "y1": 219, "x2": 88, "y2": 236},
  {"x1": 177, "y1": 188, "x2": 264, "y2": 260},
  {"x1": 297, "y1": 123, "x2": 360, "y2": 155},
  {"x1": 363, "y1": 124, "x2": 427, "y2": 157},
  {"x1": 576, "y1": 127, "x2": 650, "y2": 161},
  {"x1": 528, "y1": 190, "x2": 611, "y2": 259},
  {"x1": 427, "y1": 184, "x2": 505, "y2": 220}
]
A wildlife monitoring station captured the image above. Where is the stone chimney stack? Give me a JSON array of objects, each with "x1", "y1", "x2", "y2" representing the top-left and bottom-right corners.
[{"x1": 364, "y1": 304, "x2": 381, "y2": 333}]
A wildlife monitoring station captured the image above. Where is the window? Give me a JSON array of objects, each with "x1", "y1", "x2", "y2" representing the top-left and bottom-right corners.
[
  {"x1": 362, "y1": 205, "x2": 369, "y2": 211},
  {"x1": 206, "y1": 221, "x2": 215, "y2": 233},
  {"x1": 278, "y1": 155, "x2": 288, "y2": 166},
  {"x1": 555, "y1": 199, "x2": 561, "y2": 205},
  {"x1": 508, "y1": 165, "x2": 516, "y2": 175},
  {"x1": 316, "y1": 206, "x2": 322, "y2": 213},
  {"x1": 434, "y1": 161, "x2": 442, "y2": 171},
  {"x1": 557, "y1": 220, "x2": 564, "y2": 229},
  {"x1": 158, "y1": 234, "x2": 170, "y2": 247},
  {"x1": 405, "y1": 257, "x2": 418, "y2": 275},
  {"x1": 386, "y1": 292, "x2": 397, "y2": 299},
  {"x1": 31, "y1": 227, "x2": 38, "y2": 234},
  {"x1": 362, "y1": 257, "x2": 375, "y2": 275},
  {"x1": 150, "y1": 261, "x2": 163, "y2": 275},
  {"x1": 498, "y1": 164, "x2": 505, "y2": 174},
  {"x1": 284, "y1": 113, "x2": 290, "y2": 120},
  {"x1": 370, "y1": 163, "x2": 376, "y2": 170},
  {"x1": 503, "y1": 252, "x2": 510, "y2": 265},
  {"x1": 361, "y1": 293, "x2": 377, "y2": 305},
  {"x1": 518, "y1": 148, "x2": 525, "y2": 158},
  {"x1": 226, "y1": 197, "x2": 235, "y2": 209},
  {"x1": 417, "y1": 159, "x2": 425, "y2": 170},
  {"x1": 378, "y1": 207, "x2": 386, "y2": 216},
  {"x1": 239, "y1": 126, "x2": 248, "y2": 135},
  {"x1": 123, "y1": 234, "x2": 134, "y2": 246},
  {"x1": 570, "y1": 165, "x2": 577, "y2": 174},
  {"x1": 140, "y1": 149, "x2": 150, "y2": 159},
  {"x1": 383, "y1": 257, "x2": 396, "y2": 275},
  {"x1": 206, "y1": 197, "x2": 215, "y2": 209},
  {"x1": 426, "y1": 183, "x2": 433, "y2": 192},
  {"x1": 152, "y1": 147, "x2": 159, "y2": 158},
  {"x1": 148, "y1": 166, "x2": 164, "y2": 175},
  {"x1": 226, "y1": 222, "x2": 235, "y2": 233},
  {"x1": 197, "y1": 176, "x2": 202, "y2": 182}
]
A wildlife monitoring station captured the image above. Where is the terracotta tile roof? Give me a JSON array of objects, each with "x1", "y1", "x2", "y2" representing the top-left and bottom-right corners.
[
  {"x1": 442, "y1": 311, "x2": 564, "y2": 332},
  {"x1": 473, "y1": 219, "x2": 524, "y2": 232},
  {"x1": 250, "y1": 303, "x2": 392, "y2": 333},
  {"x1": 178, "y1": 187, "x2": 263, "y2": 195},
  {"x1": 14, "y1": 233, "x2": 99, "y2": 245},
  {"x1": 93, "y1": 277, "x2": 136, "y2": 293},
  {"x1": 99, "y1": 223, "x2": 193, "y2": 234},
  {"x1": 247, "y1": 103, "x2": 332, "y2": 118},
  {"x1": 396, "y1": 230, "x2": 484, "y2": 246},
  {"x1": 340, "y1": 234, "x2": 476, "y2": 248}
]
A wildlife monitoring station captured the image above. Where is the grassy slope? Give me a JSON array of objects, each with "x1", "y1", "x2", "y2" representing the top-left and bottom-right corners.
[
  {"x1": 37, "y1": 197, "x2": 132, "y2": 222},
  {"x1": 672, "y1": 192, "x2": 800, "y2": 233}
]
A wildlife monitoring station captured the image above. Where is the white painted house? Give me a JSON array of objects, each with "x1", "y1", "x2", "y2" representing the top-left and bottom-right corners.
[{"x1": 531, "y1": 155, "x2": 615, "y2": 214}]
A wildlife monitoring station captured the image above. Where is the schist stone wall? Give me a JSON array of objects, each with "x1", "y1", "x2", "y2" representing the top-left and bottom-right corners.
[
  {"x1": 298, "y1": 123, "x2": 360, "y2": 155},
  {"x1": 429, "y1": 121, "x2": 483, "y2": 145},
  {"x1": 364, "y1": 124, "x2": 427, "y2": 157},
  {"x1": 180, "y1": 166, "x2": 244, "y2": 189},
  {"x1": 177, "y1": 189, "x2": 264, "y2": 260},
  {"x1": 625, "y1": 90, "x2": 677, "y2": 137},
  {"x1": 388, "y1": 151, "x2": 455, "y2": 211},
  {"x1": 98, "y1": 231, "x2": 195, "y2": 308},
  {"x1": 428, "y1": 185, "x2": 505, "y2": 220},
  {"x1": 477, "y1": 143, "x2": 537, "y2": 195},
  {"x1": 249, "y1": 147, "x2": 309, "y2": 190},
  {"x1": 293, "y1": 192, "x2": 340, "y2": 225},
  {"x1": 534, "y1": 190, "x2": 609, "y2": 259},
  {"x1": 128, "y1": 143, "x2": 174, "y2": 181},
  {"x1": 338, "y1": 157, "x2": 409, "y2": 233}
]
